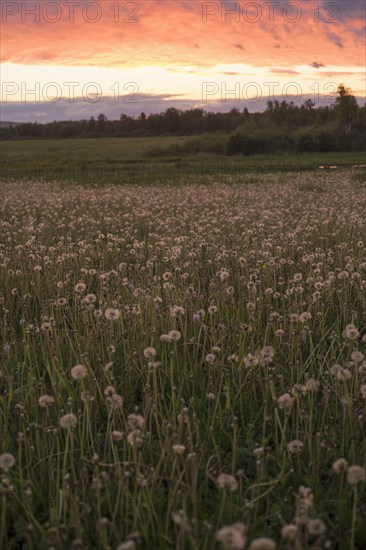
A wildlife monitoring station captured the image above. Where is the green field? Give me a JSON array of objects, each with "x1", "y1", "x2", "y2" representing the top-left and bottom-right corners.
[
  {"x1": 1, "y1": 140, "x2": 366, "y2": 549},
  {"x1": 1, "y1": 138, "x2": 365, "y2": 185}
]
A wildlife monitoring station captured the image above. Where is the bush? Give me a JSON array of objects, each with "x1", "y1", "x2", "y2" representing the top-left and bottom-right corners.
[
  {"x1": 294, "y1": 125, "x2": 338, "y2": 152},
  {"x1": 226, "y1": 128, "x2": 293, "y2": 156}
]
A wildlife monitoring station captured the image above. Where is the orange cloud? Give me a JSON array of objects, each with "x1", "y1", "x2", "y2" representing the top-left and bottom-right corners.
[{"x1": 1, "y1": 0, "x2": 365, "y2": 69}]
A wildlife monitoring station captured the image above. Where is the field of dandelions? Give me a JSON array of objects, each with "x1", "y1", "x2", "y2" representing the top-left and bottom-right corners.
[{"x1": 1, "y1": 170, "x2": 366, "y2": 550}]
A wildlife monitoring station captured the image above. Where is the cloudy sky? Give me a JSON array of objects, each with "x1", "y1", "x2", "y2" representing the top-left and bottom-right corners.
[{"x1": 1, "y1": 0, "x2": 365, "y2": 121}]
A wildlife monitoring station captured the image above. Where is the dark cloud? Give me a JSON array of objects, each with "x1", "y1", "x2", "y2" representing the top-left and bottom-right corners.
[
  {"x1": 334, "y1": 0, "x2": 366, "y2": 21},
  {"x1": 326, "y1": 30, "x2": 344, "y2": 49},
  {"x1": 232, "y1": 43, "x2": 245, "y2": 50},
  {"x1": 310, "y1": 62, "x2": 326, "y2": 69}
]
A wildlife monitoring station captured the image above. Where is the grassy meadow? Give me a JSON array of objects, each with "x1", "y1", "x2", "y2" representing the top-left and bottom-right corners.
[
  {"x1": 0, "y1": 144, "x2": 366, "y2": 549},
  {"x1": 1, "y1": 137, "x2": 365, "y2": 185}
]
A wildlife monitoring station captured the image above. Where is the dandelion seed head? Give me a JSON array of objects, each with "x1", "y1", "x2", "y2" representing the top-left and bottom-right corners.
[
  {"x1": 104, "y1": 308, "x2": 121, "y2": 321},
  {"x1": 217, "y1": 474, "x2": 238, "y2": 492},
  {"x1": 59, "y1": 413, "x2": 77, "y2": 429},
  {"x1": 71, "y1": 364, "x2": 88, "y2": 380},
  {"x1": 0, "y1": 453, "x2": 15, "y2": 470},
  {"x1": 38, "y1": 395, "x2": 55, "y2": 407},
  {"x1": 215, "y1": 523, "x2": 247, "y2": 550},
  {"x1": 347, "y1": 465, "x2": 365, "y2": 485},
  {"x1": 143, "y1": 347, "x2": 157, "y2": 358}
]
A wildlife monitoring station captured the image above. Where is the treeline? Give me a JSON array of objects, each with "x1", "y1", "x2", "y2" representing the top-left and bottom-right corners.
[{"x1": 1, "y1": 86, "x2": 365, "y2": 155}]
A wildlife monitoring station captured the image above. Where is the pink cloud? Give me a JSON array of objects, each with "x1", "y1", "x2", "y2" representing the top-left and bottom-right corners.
[{"x1": 1, "y1": 0, "x2": 364, "y2": 68}]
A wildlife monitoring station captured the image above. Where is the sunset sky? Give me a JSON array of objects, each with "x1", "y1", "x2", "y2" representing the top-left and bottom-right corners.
[{"x1": 1, "y1": 0, "x2": 365, "y2": 121}]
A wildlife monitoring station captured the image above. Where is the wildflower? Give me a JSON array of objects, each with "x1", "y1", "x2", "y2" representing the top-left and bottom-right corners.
[
  {"x1": 295, "y1": 486, "x2": 313, "y2": 525},
  {"x1": 172, "y1": 510, "x2": 191, "y2": 531},
  {"x1": 280, "y1": 524, "x2": 298, "y2": 540},
  {"x1": 253, "y1": 447, "x2": 264, "y2": 457},
  {"x1": 330, "y1": 363, "x2": 342, "y2": 377},
  {"x1": 299, "y1": 312, "x2": 312, "y2": 323},
  {"x1": 59, "y1": 413, "x2": 77, "y2": 429},
  {"x1": 260, "y1": 345, "x2": 275, "y2": 364},
  {"x1": 215, "y1": 523, "x2": 247, "y2": 550},
  {"x1": 208, "y1": 305, "x2": 218, "y2": 314},
  {"x1": 351, "y1": 351, "x2": 364, "y2": 363},
  {"x1": 343, "y1": 324, "x2": 360, "y2": 341},
  {"x1": 104, "y1": 308, "x2": 121, "y2": 321},
  {"x1": 127, "y1": 430, "x2": 144, "y2": 448},
  {"x1": 143, "y1": 347, "x2": 157, "y2": 358},
  {"x1": 0, "y1": 453, "x2": 16, "y2": 470},
  {"x1": 172, "y1": 444, "x2": 186, "y2": 455},
  {"x1": 277, "y1": 393, "x2": 294, "y2": 410},
  {"x1": 287, "y1": 440, "x2": 303, "y2": 453},
  {"x1": 244, "y1": 353, "x2": 259, "y2": 368},
  {"x1": 332, "y1": 458, "x2": 348, "y2": 474},
  {"x1": 112, "y1": 431, "x2": 124, "y2": 441},
  {"x1": 160, "y1": 334, "x2": 171, "y2": 342},
  {"x1": 248, "y1": 538, "x2": 276, "y2": 550},
  {"x1": 217, "y1": 474, "x2": 238, "y2": 492},
  {"x1": 339, "y1": 368, "x2": 351, "y2": 380},
  {"x1": 205, "y1": 353, "x2": 216, "y2": 363},
  {"x1": 74, "y1": 282, "x2": 86, "y2": 293},
  {"x1": 168, "y1": 330, "x2": 181, "y2": 341},
  {"x1": 127, "y1": 414, "x2": 145, "y2": 429},
  {"x1": 360, "y1": 385, "x2": 366, "y2": 399},
  {"x1": 177, "y1": 407, "x2": 189, "y2": 424},
  {"x1": 84, "y1": 293, "x2": 97, "y2": 304},
  {"x1": 305, "y1": 378, "x2": 320, "y2": 391},
  {"x1": 109, "y1": 394, "x2": 123, "y2": 410},
  {"x1": 71, "y1": 364, "x2": 88, "y2": 380},
  {"x1": 81, "y1": 391, "x2": 93, "y2": 402},
  {"x1": 170, "y1": 305, "x2": 185, "y2": 317},
  {"x1": 307, "y1": 518, "x2": 326, "y2": 537},
  {"x1": 330, "y1": 364, "x2": 351, "y2": 380},
  {"x1": 38, "y1": 395, "x2": 55, "y2": 407},
  {"x1": 347, "y1": 465, "x2": 365, "y2": 485},
  {"x1": 148, "y1": 360, "x2": 161, "y2": 370}
]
